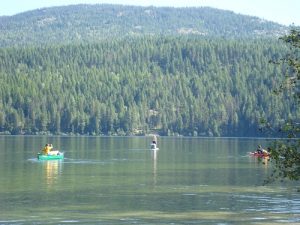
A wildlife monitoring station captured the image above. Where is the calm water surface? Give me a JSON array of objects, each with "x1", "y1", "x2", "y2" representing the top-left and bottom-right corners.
[{"x1": 0, "y1": 136, "x2": 299, "y2": 224}]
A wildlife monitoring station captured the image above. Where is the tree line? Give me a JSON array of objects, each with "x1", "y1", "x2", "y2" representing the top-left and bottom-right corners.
[{"x1": 0, "y1": 37, "x2": 297, "y2": 136}]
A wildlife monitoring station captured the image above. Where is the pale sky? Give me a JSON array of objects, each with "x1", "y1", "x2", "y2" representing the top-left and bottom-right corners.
[{"x1": 1, "y1": 0, "x2": 299, "y2": 26}]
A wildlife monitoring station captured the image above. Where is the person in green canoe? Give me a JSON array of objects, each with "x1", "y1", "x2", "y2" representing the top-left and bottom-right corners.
[{"x1": 42, "y1": 144, "x2": 59, "y2": 155}]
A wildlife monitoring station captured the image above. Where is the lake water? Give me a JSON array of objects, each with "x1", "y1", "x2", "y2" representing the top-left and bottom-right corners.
[{"x1": 0, "y1": 136, "x2": 299, "y2": 224}]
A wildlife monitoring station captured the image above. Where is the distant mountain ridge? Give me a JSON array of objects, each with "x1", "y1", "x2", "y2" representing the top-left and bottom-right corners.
[{"x1": 0, "y1": 4, "x2": 288, "y2": 47}]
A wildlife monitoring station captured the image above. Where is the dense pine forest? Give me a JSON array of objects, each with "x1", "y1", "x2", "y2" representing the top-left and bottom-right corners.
[
  {"x1": 0, "y1": 4, "x2": 298, "y2": 136},
  {"x1": 0, "y1": 37, "x2": 298, "y2": 136}
]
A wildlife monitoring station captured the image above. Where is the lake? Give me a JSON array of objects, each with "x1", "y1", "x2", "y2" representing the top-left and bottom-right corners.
[{"x1": 0, "y1": 136, "x2": 299, "y2": 224}]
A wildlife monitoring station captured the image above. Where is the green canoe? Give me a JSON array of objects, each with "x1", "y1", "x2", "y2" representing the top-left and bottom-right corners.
[{"x1": 37, "y1": 152, "x2": 64, "y2": 160}]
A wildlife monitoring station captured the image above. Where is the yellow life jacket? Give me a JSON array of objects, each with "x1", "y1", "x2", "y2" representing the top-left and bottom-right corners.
[{"x1": 42, "y1": 146, "x2": 50, "y2": 155}]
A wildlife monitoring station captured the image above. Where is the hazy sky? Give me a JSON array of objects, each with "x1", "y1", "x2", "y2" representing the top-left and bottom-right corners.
[{"x1": 1, "y1": 0, "x2": 299, "y2": 26}]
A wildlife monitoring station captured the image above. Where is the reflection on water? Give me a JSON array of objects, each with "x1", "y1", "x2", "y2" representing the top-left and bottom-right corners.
[
  {"x1": 262, "y1": 156, "x2": 270, "y2": 167},
  {"x1": 151, "y1": 149, "x2": 158, "y2": 186},
  {"x1": 248, "y1": 154, "x2": 270, "y2": 170},
  {"x1": 42, "y1": 160, "x2": 63, "y2": 187}
]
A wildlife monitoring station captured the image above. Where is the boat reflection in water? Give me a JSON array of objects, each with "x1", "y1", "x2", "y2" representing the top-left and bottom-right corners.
[
  {"x1": 43, "y1": 160, "x2": 63, "y2": 187},
  {"x1": 151, "y1": 146, "x2": 158, "y2": 186},
  {"x1": 249, "y1": 153, "x2": 270, "y2": 173}
]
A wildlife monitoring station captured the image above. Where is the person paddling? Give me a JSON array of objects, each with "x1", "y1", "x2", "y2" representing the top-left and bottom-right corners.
[
  {"x1": 256, "y1": 145, "x2": 269, "y2": 156},
  {"x1": 42, "y1": 144, "x2": 59, "y2": 155},
  {"x1": 152, "y1": 135, "x2": 157, "y2": 145},
  {"x1": 257, "y1": 145, "x2": 263, "y2": 154}
]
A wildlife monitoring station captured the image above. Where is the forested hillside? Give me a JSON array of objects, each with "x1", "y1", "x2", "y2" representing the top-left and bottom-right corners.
[
  {"x1": 0, "y1": 4, "x2": 288, "y2": 47},
  {"x1": 0, "y1": 37, "x2": 298, "y2": 136}
]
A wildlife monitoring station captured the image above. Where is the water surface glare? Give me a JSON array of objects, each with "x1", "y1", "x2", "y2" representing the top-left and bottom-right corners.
[{"x1": 0, "y1": 136, "x2": 299, "y2": 224}]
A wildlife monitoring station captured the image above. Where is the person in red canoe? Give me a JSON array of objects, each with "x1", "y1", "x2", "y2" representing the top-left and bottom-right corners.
[{"x1": 256, "y1": 145, "x2": 269, "y2": 155}]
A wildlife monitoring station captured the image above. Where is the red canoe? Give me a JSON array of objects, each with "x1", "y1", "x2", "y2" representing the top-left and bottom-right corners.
[{"x1": 250, "y1": 151, "x2": 270, "y2": 157}]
